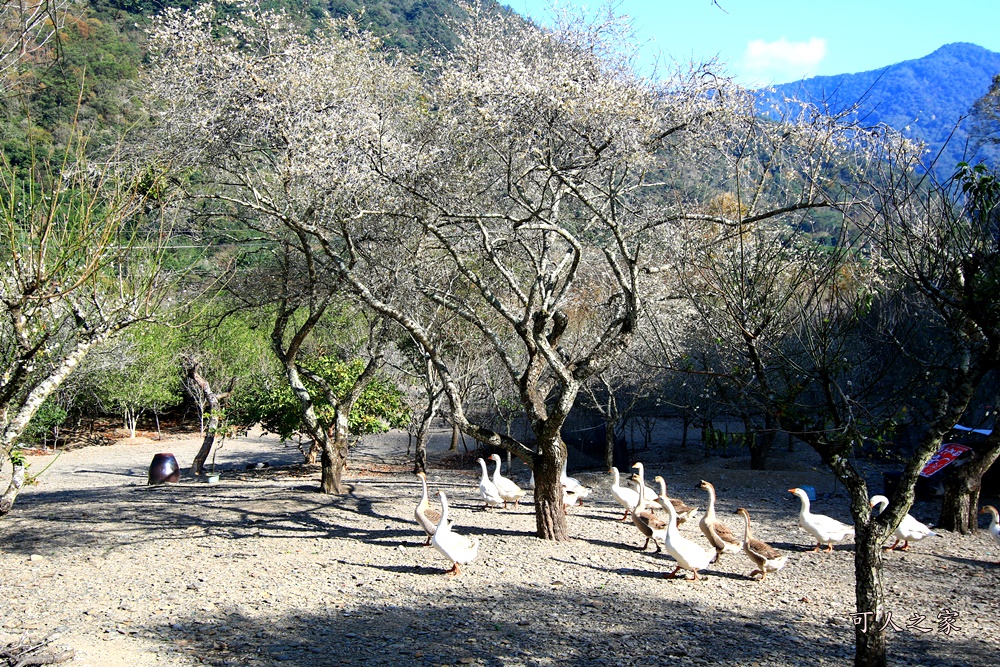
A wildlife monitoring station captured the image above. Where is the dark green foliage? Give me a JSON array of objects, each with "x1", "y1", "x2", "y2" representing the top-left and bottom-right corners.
[
  {"x1": 762, "y1": 43, "x2": 1000, "y2": 177},
  {"x1": 20, "y1": 400, "x2": 69, "y2": 447},
  {"x1": 3, "y1": 0, "x2": 476, "y2": 169},
  {"x1": 1, "y1": 13, "x2": 142, "y2": 169},
  {"x1": 326, "y1": 0, "x2": 467, "y2": 54},
  {"x1": 227, "y1": 357, "x2": 410, "y2": 442}
]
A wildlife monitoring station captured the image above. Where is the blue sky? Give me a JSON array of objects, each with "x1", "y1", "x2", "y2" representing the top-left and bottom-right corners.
[{"x1": 506, "y1": 1, "x2": 1000, "y2": 86}]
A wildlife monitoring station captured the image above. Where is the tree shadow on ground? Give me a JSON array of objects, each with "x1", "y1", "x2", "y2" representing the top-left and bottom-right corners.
[
  {"x1": 142, "y1": 583, "x2": 993, "y2": 667},
  {"x1": 1, "y1": 482, "x2": 421, "y2": 555}
]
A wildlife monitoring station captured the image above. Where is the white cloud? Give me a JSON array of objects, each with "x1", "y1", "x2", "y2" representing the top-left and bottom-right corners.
[{"x1": 742, "y1": 37, "x2": 827, "y2": 84}]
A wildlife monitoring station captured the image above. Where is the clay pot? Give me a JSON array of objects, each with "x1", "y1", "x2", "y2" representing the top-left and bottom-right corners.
[{"x1": 148, "y1": 453, "x2": 180, "y2": 485}]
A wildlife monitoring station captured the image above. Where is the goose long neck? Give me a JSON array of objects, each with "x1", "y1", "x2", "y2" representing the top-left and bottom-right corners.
[
  {"x1": 492, "y1": 457, "x2": 501, "y2": 479},
  {"x1": 663, "y1": 499, "x2": 678, "y2": 536},
  {"x1": 797, "y1": 492, "x2": 811, "y2": 516},
  {"x1": 739, "y1": 510, "x2": 751, "y2": 543},
  {"x1": 990, "y1": 507, "x2": 1000, "y2": 529},
  {"x1": 656, "y1": 477, "x2": 666, "y2": 497},
  {"x1": 419, "y1": 475, "x2": 429, "y2": 505},
  {"x1": 439, "y1": 493, "x2": 450, "y2": 526},
  {"x1": 873, "y1": 497, "x2": 888, "y2": 515},
  {"x1": 706, "y1": 485, "x2": 717, "y2": 518},
  {"x1": 478, "y1": 458, "x2": 488, "y2": 478},
  {"x1": 631, "y1": 478, "x2": 645, "y2": 512},
  {"x1": 611, "y1": 467, "x2": 620, "y2": 488}
]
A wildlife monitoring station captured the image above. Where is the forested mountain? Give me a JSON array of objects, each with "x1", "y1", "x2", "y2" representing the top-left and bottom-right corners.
[
  {"x1": 1, "y1": 0, "x2": 474, "y2": 166},
  {"x1": 763, "y1": 43, "x2": 1000, "y2": 177}
]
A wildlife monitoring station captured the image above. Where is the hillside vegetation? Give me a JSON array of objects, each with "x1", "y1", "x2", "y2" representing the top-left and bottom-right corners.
[
  {"x1": 764, "y1": 43, "x2": 1000, "y2": 176},
  {"x1": 1, "y1": 0, "x2": 473, "y2": 166}
]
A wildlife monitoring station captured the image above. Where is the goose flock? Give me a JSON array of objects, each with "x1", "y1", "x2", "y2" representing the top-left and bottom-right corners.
[{"x1": 414, "y1": 458, "x2": 997, "y2": 578}]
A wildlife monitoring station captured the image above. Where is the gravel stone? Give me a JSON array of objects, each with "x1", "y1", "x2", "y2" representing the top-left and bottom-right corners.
[{"x1": 1, "y1": 426, "x2": 998, "y2": 666}]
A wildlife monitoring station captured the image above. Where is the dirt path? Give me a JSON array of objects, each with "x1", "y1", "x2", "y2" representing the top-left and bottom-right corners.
[{"x1": 1, "y1": 427, "x2": 998, "y2": 666}]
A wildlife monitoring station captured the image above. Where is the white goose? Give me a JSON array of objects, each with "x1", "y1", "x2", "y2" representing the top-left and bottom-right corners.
[
  {"x1": 476, "y1": 457, "x2": 505, "y2": 510},
  {"x1": 414, "y1": 471, "x2": 445, "y2": 546},
  {"x1": 628, "y1": 468, "x2": 659, "y2": 505},
  {"x1": 869, "y1": 494, "x2": 936, "y2": 551},
  {"x1": 560, "y1": 458, "x2": 592, "y2": 500},
  {"x1": 698, "y1": 480, "x2": 742, "y2": 561},
  {"x1": 430, "y1": 491, "x2": 480, "y2": 576},
  {"x1": 609, "y1": 467, "x2": 641, "y2": 521},
  {"x1": 735, "y1": 507, "x2": 787, "y2": 580},
  {"x1": 980, "y1": 505, "x2": 1000, "y2": 563},
  {"x1": 789, "y1": 487, "x2": 855, "y2": 552},
  {"x1": 657, "y1": 496, "x2": 715, "y2": 580},
  {"x1": 490, "y1": 453, "x2": 526, "y2": 508}
]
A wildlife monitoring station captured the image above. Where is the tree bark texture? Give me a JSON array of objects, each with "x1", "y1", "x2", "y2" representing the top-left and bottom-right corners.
[
  {"x1": 320, "y1": 412, "x2": 350, "y2": 494},
  {"x1": 412, "y1": 393, "x2": 439, "y2": 473},
  {"x1": 854, "y1": 523, "x2": 888, "y2": 667},
  {"x1": 533, "y1": 437, "x2": 569, "y2": 541},
  {"x1": 604, "y1": 418, "x2": 617, "y2": 471},
  {"x1": 186, "y1": 362, "x2": 233, "y2": 477},
  {"x1": 1, "y1": 338, "x2": 97, "y2": 462},
  {"x1": 938, "y1": 444, "x2": 1000, "y2": 534},
  {"x1": 748, "y1": 425, "x2": 775, "y2": 470},
  {"x1": 0, "y1": 462, "x2": 25, "y2": 516}
]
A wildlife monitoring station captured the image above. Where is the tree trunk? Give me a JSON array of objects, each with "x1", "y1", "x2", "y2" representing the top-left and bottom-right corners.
[
  {"x1": 854, "y1": 522, "x2": 889, "y2": 667},
  {"x1": 125, "y1": 407, "x2": 139, "y2": 439},
  {"x1": 533, "y1": 434, "x2": 570, "y2": 541},
  {"x1": 189, "y1": 370, "x2": 221, "y2": 476},
  {"x1": 192, "y1": 418, "x2": 218, "y2": 476},
  {"x1": 303, "y1": 439, "x2": 320, "y2": 465},
  {"x1": 321, "y1": 411, "x2": 350, "y2": 494},
  {"x1": 0, "y1": 462, "x2": 25, "y2": 516},
  {"x1": 282, "y1": 364, "x2": 334, "y2": 488},
  {"x1": 748, "y1": 416, "x2": 776, "y2": 470},
  {"x1": 604, "y1": 418, "x2": 617, "y2": 470},
  {"x1": 1, "y1": 338, "x2": 99, "y2": 462},
  {"x1": 413, "y1": 394, "x2": 438, "y2": 473},
  {"x1": 938, "y1": 445, "x2": 1000, "y2": 534},
  {"x1": 449, "y1": 421, "x2": 460, "y2": 452}
]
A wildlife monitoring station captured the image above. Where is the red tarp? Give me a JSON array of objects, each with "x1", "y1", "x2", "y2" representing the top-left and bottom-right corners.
[{"x1": 919, "y1": 443, "x2": 972, "y2": 477}]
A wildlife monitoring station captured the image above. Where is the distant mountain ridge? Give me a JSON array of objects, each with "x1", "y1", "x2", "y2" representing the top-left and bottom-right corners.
[{"x1": 762, "y1": 43, "x2": 1000, "y2": 177}]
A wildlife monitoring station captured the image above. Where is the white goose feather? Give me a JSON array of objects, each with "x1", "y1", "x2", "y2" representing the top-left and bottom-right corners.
[
  {"x1": 609, "y1": 467, "x2": 641, "y2": 521},
  {"x1": 979, "y1": 505, "x2": 1000, "y2": 562},
  {"x1": 789, "y1": 487, "x2": 855, "y2": 552},
  {"x1": 431, "y1": 491, "x2": 480, "y2": 576},
  {"x1": 477, "y1": 457, "x2": 505, "y2": 509},
  {"x1": 869, "y1": 495, "x2": 936, "y2": 551},
  {"x1": 490, "y1": 454, "x2": 526, "y2": 508},
  {"x1": 657, "y1": 496, "x2": 715, "y2": 580}
]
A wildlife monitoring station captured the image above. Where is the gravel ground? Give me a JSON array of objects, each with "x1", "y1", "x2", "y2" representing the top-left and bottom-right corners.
[{"x1": 1, "y1": 426, "x2": 998, "y2": 667}]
